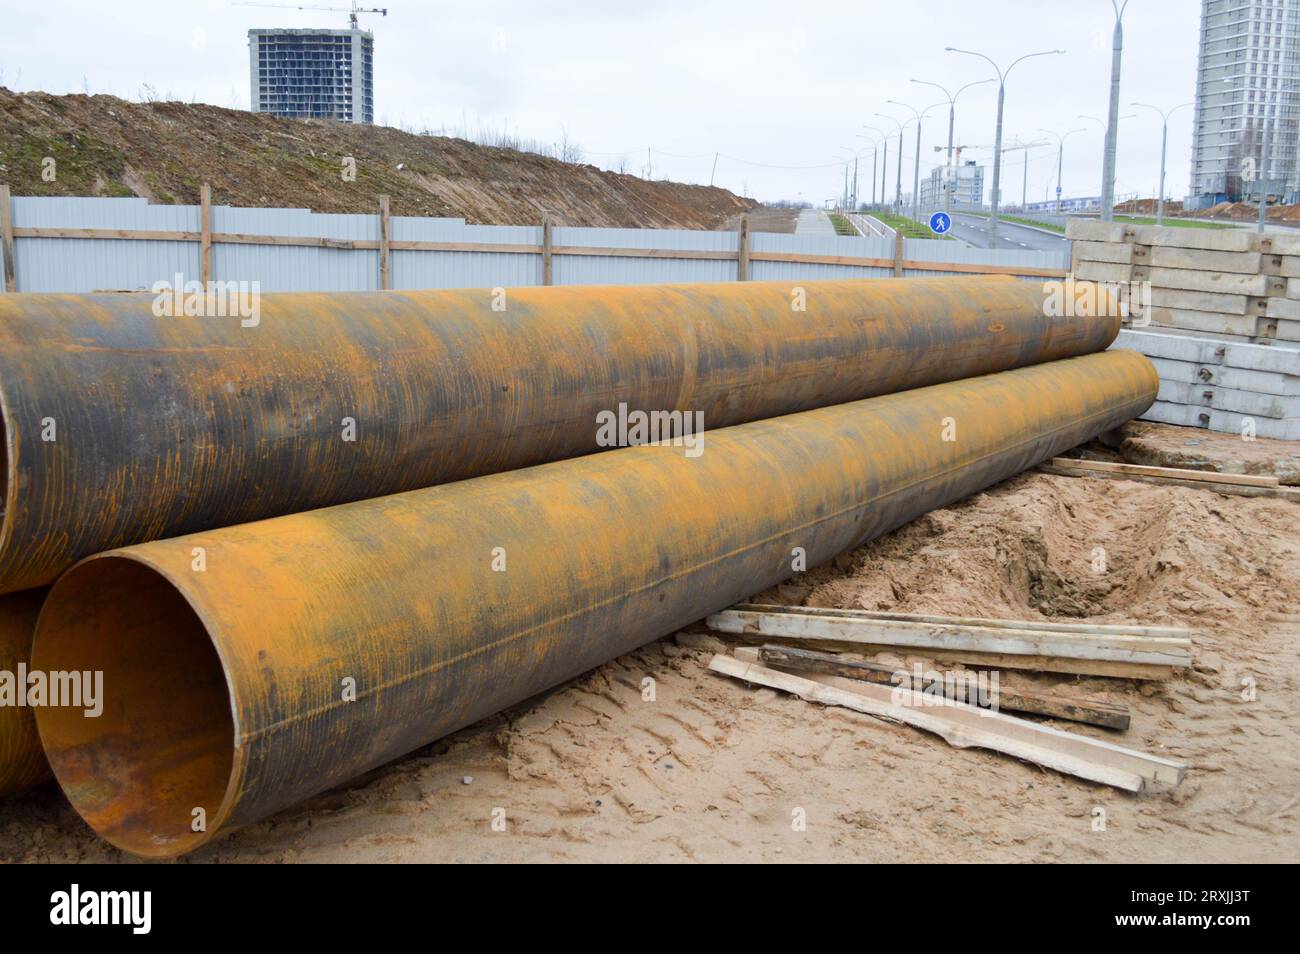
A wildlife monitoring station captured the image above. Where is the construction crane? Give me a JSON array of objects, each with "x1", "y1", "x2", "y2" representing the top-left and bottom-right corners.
[
  {"x1": 944, "y1": 138, "x2": 1051, "y2": 158},
  {"x1": 232, "y1": 1, "x2": 388, "y2": 30}
]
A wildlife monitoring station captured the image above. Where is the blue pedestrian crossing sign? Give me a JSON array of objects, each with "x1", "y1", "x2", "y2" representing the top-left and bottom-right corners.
[{"x1": 928, "y1": 211, "x2": 952, "y2": 235}]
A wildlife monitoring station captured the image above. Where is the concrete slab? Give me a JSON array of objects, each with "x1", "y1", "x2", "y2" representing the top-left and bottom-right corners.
[
  {"x1": 1115, "y1": 329, "x2": 1300, "y2": 371},
  {"x1": 1149, "y1": 287, "x2": 1253, "y2": 316},
  {"x1": 1074, "y1": 261, "x2": 1133, "y2": 283},
  {"x1": 1148, "y1": 267, "x2": 1282, "y2": 297},
  {"x1": 1147, "y1": 308, "x2": 1263, "y2": 338},
  {"x1": 1265, "y1": 296, "x2": 1300, "y2": 319},
  {"x1": 1065, "y1": 220, "x2": 1129, "y2": 243},
  {"x1": 1149, "y1": 246, "x2": 1262, "y2": 274},
  {"x1": 1129, "y1": 224, "x2": 1259, "y2": 253},
  {"x1": 1072, "y1": 240, "x2": 1138, "y2": 265},
  {"x1": 1141, "y1": 401, "x2": 1300, "y2": 439},
  {"x1": 1147, "y1": 356, "x2": 1300, "y2": 395},
  {"x1": 1157, "y1": 380, "x2": 1300, "y2": 418}
]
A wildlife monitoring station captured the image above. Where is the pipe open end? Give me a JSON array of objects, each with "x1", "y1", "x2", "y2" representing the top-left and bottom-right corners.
[{"x1": 33, "y1": 556, "x2": 236, "y2": 857}]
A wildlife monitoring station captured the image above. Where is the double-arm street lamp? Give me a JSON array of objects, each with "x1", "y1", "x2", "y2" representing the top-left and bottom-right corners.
[
  {"x1": 875, "y1": 112, "x2": 914, "y2": 215},
  {"x1": 909, "y1": 77, "x2": 995, "y2": 212},
  {"x1": 946, "y1": 46, "x2": 1065, "y2": 247},
  {"x1": 886, "y1": 98, "x2": 948, "y2": 223},
  {"x1": 1038, "y1": 127, "x2": 1086, "y2": 214},
  {"x1": 1131, "y1": 102, "x2": 1192, "y2": 225}
]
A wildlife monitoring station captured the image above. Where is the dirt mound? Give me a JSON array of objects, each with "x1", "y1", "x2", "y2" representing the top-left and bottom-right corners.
[
  {"x1": 1197, "y1": 199, "x2": 1300, "y2": 224},
  {"x1": 0, "y1": 88, "x2": 755, "y2": 228},
  {"x1": 756, "y1": 472, "x2": 1297, "y2": 629},
  {"x1": 1114, "y1": 198, "x2": 1183, "y2": 215}
]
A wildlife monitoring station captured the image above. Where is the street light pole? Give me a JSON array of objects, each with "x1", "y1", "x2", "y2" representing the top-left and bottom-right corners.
[
  {"x1": 1100, "y1": 0, "x2": 1130, "y2": 221},
  {"x1": 911, "y1": 77, "x2": 996, "y2": 213},
  {"x1": 1258, "y1": 94, "x2": 1275, "y2": 232},
  {"x1": 887, "y1": 99, "x2": 948, "y2": 223},
  {"x1": 1039, "y1": 127, "x2": 1085, "y2": 214},
  {"x1": 875, "y1": 113, "x2": 912, "y2": 215},
  {"x1": 859, "y1": 125, "x2": 887, "y2": 209},
  {"x1": 1131, "y1": 102, "x2": 1191, "y2": 225},
  {"x1": 837, "y1": 146, "x2": 854, "y2": 210},
  {"x1": 947, "y1": 46, "x2": 1065, "y2": 248},
  {"x1": 1079, "y1": 113, "x2": 1135, "y2": 210}
]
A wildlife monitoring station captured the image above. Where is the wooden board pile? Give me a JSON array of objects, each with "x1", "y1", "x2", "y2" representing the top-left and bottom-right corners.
[{"x1": 706, "y1": 604, "x2": 1192, "y2": 794}]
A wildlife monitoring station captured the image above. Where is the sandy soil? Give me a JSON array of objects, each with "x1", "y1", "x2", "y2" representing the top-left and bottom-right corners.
[
  {"x1": 2, "y1": 466, "x2": 1296, "y2": 864},
  {"x1": 1101, "y1": 420, "x2": 1300, "y2": 485}
]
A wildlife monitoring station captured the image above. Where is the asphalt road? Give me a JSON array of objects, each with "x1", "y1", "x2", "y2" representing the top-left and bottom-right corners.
[{"x1": 948, "y1": 212, "x2": 1068, "y2": 253}]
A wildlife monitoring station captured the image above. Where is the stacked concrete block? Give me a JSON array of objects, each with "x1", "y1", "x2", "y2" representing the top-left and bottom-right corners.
[
  {"x1": 1066, "y1": 219, "x2": 1296, "y2": 345},
  {"x1": 1069, "y1": 219, "x2": 1299, "y2": 436},
  {"x1": 1111, "y1": 329, "x2": 1300, "y2": 440}
]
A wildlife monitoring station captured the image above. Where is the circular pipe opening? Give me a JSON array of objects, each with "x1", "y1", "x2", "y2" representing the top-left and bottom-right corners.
[{"x1": 33, "y1": 556, "x2": 236, "y2": 857}]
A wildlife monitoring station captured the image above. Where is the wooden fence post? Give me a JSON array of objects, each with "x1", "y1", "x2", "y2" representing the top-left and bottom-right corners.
[
  {"x1": 542, "y1": 213, "x2": 554, "y2": 286},
  {"x1": 737, "y1": 214, "x2": 750, "y2": 281},
  {"x1": 0, "y1": 184, "x2": 17, "y2": 293},
  {"x1": 199, "y1": 183, "x2": 212, "y2": 287},
  {"x1": 893, "y1": 230, "x2": 905, "y2": 277},
  {"x1": 378, "y1": 195, "x2": 391, "y2": 290}
]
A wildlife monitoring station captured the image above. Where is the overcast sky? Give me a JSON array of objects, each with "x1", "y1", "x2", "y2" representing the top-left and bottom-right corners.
[{"x1": 0, "y1": 0, "x2": 1202, "y2": 206}]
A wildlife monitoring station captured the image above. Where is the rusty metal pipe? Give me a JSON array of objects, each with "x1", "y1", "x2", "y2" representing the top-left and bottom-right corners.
[
  {"x1": 0, "y1": 588, "x2": 51, "y2": 795},
  {"x1": 0, "y1": 277, "x2": 1115, "y2": 594},
  {"x1": 33, "y1": 350, "x2": 1155, "y2": 857}
]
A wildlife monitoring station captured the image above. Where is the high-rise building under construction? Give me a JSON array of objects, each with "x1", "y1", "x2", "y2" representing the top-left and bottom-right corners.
[
  {"x1": 1187, "y1": 0, "x2": 1300, "y2": 208},
  {"x1": 248, "y1": 27, "x2": 375, "y2": 125}
]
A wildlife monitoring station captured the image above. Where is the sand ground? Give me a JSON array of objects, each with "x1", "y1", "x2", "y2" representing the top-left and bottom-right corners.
[{"x1": 3, "y1": 455, "x2": 1296, "y2": 864}]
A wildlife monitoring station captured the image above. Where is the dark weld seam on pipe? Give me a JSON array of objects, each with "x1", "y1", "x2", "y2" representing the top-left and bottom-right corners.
[
  {"x1": 0, "y1": 277, "x2": 1117, "y2": 594},
  {"x1": 33, "y1": 350, "x2": 1157, "y2": 858}
]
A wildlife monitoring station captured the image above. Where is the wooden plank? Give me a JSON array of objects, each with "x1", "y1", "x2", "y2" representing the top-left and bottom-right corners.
[
  {"x1": 199, "y1": 183, "x2": 212, "y2": 287},
  {"x1": 893, "y1": 231, "x2": 905, "y2": 277},
  {"x1": 378, "y1": 195, "x2": 391, "y2": 290},
  {"x1": 14, "y1": 226, "x2": 201, "y2": 242},
  {"x1": 749, "y1": 250, "x2": 894, "y2": 268},
  {"x1": 389, "y1": 239, "x2": 537, "y2": 254},
  {"x1": 737, "y1": 214, "x2": 750, "y2": 281},
  {"x1": 901, "y1": 259, "x2": 1067, "y2": 278},
  {"x1": 706, "y1": 608, "x2": 1192, "y2": 667},
  {"x1": 541, "y1": 213, "x2": 553, "y2": 286},
  {"x1": 0, "y1": 184, "x2": 15, "y2": 292},
  {"x1": 1045, "y1": 457, "x2": 1279, "y2": 487},
  {"x1": 709, "y1": 654, "x2": 1187, "y2": 792},
  {"x1": 551, "y1": 245, "x2": 737, "y2": 261},
  {"x1": 753, "y1": 645, "x2": 1132, "y2": 730},
  {"x1": 733, "y1": 602, "x2": 1188, "y2": 638},
  {"x1": 1039, "y1": 462, "x2": 1300, "y2": 500},
  {"x1": 215, "y1": 232, "x2": 373, "y2": 249}
]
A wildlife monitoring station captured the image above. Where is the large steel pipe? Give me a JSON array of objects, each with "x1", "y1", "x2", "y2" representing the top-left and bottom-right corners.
[
  {"x1": 0, "y1": 588, "x2": 51, "y2": 795},
  {"x1": 34, "y1": 350, "x2": 1155, "y2": 857},
  {"x1": 0, "y1": 277, "x2": 1116, "y2": 594}
]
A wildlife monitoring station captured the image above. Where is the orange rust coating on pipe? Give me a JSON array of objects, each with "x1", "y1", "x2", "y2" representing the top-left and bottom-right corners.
[
  {"x1": 0, "y1": 277, "x2": 1117, "y2": 594},
  {"x1": 33, "y1": 350, "x2": 1156, "y2": 857},
  {"x1": 0, "y1": 588, "x2": 51, "y2": 795}
]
